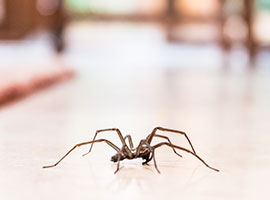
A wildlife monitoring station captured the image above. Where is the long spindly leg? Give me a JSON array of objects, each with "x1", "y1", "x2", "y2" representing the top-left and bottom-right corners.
[
  {"x1": 146, "y1": 127, "x2": 196, "y2": 154},
  {"x1": 136, "y1": 140, "x2": 160, "y2": 173},
  {"x1": 83, "y1": 128, "x2": 126, "y2": 156},
  {"x1": 150, "y1": 149, "x2": 160, "y2": 173},
  {"x1": 153, "y1": 134, "x2": 182, "y2": 158},
  {"x1": 124, "y1": 135, "x2": 135, "y2": 151},
  {"x1": 43, "y1": 139, "x2": 120, "y2": 169},
  {"x1": 145, "y1": 142, "x2": 160, "y2": 173},
  {"x1": 142, "y1": 134, "x2": 183, "y2": 165},
  {"x1": 114, "y1": 153, "x2": 121, "y2": 174},
  {"x1": 153, "y1": 142, "x2": 219, "y2": 172}
]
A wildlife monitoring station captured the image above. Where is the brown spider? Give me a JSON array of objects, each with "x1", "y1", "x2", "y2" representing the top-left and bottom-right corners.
[{"x1": 43, "y1": 127, "x2": 219, "y2": 173}]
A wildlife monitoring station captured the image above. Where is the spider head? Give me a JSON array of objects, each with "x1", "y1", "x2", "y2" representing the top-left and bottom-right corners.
[{"x1": 141, "y1": 152, "x2": 150, "y2": 161}]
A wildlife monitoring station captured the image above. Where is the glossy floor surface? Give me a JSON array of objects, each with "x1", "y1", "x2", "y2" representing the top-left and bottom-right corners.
[{"x1": 0, "y1": 22, "x2": 270, "y2": 200}]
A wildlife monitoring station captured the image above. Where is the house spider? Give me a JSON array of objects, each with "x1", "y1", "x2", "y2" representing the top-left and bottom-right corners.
[{"x1": 43, "y1": 127, "x2": 219, "y2": 173}]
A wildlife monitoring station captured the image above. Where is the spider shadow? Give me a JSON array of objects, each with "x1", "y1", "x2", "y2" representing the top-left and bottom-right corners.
[
  {"x1": 106, "y1": 162, "x2": 160, "y2": 192},
  {"x1": 109, "y1": 159, "x2": 219, "y2": 192},
  {"x1": 85, "y1": 154, "x2": 219, "y2": 192}
]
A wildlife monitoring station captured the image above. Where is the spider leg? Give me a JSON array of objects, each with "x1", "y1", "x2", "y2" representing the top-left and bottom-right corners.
[
  {"x1": 153, "y1": 134, "x2": 182, "y2": 158},
  {"x1": 136, "y1": 140, "x2": 160, "y2": 173},
  {"x1": 43, "y1": 139, "x2": 120, "y2": 169},
  {"x1": 144, "y1": 142, "x2": 160, "y2": 173},
  {"x1": 83, "y1": 128, "x2": 127, "y2": 157},
  {"x1": 141, "y1": 134, "x2": 183, "y2": 165},
  {"x1": 124, "y1": 135, "x2": 135, "y2": 151},
  {"x1": 114, "y1": 153, "x2": 122, "y2": 174},
  {"x1": 146, "y1": 127, "x2": 196, "y2": 154},
  {"x1": 153, "y1": 142, "x2": 219, "y2": 172},
  {"x1": 151, "y1": 150, "x2": 160, "y2": 173}
]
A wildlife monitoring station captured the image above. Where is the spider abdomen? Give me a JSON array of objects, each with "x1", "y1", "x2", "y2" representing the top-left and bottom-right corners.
[{"x1": 110, "y1": 153, "x2": 125, "y2": 163}]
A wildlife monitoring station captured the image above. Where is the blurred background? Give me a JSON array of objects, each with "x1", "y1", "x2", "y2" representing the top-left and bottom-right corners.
[
  {"x1": 0, "y1": 0, "x2": 270, "y2": 105},
  {"x1": 0, "y1": 1, "x2": 270, "y2": 200}
]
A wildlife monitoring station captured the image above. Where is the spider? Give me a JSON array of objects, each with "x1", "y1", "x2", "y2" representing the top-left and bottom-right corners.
[{"x1": 43, "y1": 127, "x2": 219, "y2": 173}]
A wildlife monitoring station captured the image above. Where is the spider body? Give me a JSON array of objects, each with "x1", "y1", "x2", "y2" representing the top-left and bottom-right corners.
[
  {"x1": 43, "y1": 127, "x2": 219, "y2": 174},
  {"x1": 110, "y1": 143, "x2": 151, "y2": 164},
  {"x1": 110, "y1": 150, "x2": 150, "y2": 163},
  {"x1": 110, "y1": 147, "x2": 134, "y2": 162}
]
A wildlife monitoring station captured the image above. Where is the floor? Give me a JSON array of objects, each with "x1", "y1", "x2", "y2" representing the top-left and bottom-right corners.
[{"x1": 0, "y1": 22, "x2": 270, "y2": 200}]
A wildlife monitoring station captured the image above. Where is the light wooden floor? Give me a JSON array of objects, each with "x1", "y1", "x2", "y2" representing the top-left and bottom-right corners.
[{"x1": 0, "y1": 22, "x2": 270, "y2": 200}]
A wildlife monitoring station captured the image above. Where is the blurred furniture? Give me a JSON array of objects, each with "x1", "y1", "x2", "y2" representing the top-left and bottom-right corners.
[
  {"x1": 244, "y1": 0, "x2": 256, "y2": 61},
  {"x1": 70, "y1": 0, "x2": 258, "y2": 62},
  {"x1": 1, "y1": 0, "x2": 266, "y2": 61},
  {"x1": 165, "y1": 0, "x2": 226, "y2": 45},
  {"x1": 0, "y1": 0, "x2": 66, "y2": 52},
  {"x1": 165, "y1": 0, "x2": 266, "y2": 63}
]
